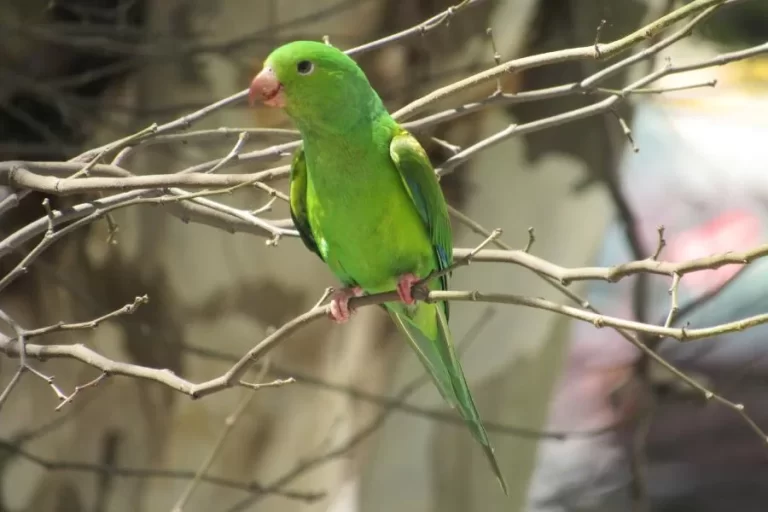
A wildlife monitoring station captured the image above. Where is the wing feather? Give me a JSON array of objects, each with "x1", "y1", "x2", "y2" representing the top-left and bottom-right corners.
[
  {"x1": 389, "y1": 129, "x2": 453, "y2": 316},
  {"x1": 289, "y1": 147, "x2": 324, "y2": 261}
]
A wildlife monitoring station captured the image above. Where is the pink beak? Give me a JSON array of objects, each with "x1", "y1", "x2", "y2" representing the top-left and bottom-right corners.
[{"x1": 248, "y1": 66, "x2": 285, "y2": 108}]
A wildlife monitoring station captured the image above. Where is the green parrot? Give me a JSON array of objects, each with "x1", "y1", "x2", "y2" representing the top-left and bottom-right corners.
[{"x1": 249, "y1": 41, "x2": 507, "y2": 494}]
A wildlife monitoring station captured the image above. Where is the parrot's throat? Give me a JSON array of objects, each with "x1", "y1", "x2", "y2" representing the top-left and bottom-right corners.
[
  {"x1": 300, "y1": 112, "x2": 392, "y2": 185},
  {"x1": 290, "y1": 107, "x2": 370, "y2": 139},
  {"x1": 289, "y1": 92, "x2": 387, "y2": 140}
]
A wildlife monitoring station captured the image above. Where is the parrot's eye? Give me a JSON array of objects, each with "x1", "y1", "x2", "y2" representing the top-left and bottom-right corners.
[{"x1": 296, "y1": 60, "x2": 314, "y2": 75}]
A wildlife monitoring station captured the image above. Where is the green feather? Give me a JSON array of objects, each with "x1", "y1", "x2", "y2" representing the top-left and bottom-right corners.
[
  {"x1": 289, "y1": 148, "x2": 322, "y2": 260},
  {"x1": 272, "y1": 40, "x2": 507, "y2": 494},
  {"x1": 387, "y1": 302, "x2": 508, "y2": 495},
  {"x1": 389, "y1": 130, "x2": 452, "y2": 318}
]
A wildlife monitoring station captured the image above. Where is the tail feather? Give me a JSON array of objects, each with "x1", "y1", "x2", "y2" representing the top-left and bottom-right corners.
[{"x1": 388, "y1": 302, "x2": 509, "y2": 495}]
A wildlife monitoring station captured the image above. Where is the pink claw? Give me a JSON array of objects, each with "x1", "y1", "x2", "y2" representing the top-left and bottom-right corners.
[
  {"x1": 329, "y1": 286, "x2": 363, "y2": 324},
  {"x1": 396, "y1": 273, "x2": 420, "y2": 305}
]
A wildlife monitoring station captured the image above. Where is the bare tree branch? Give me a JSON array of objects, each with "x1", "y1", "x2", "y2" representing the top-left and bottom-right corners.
[
  {"x1": 454, "y1": 244, "x2": 768, "y2": 285},
  {"x1": 393, "y1": 0, "x2": 733, "y2": 120},
  {"x1": 3, "y1": 281, "x2": 768, "y2": 397},
  {"x1": 0, "y1": 438, "x2": 322, "y2": 502}
]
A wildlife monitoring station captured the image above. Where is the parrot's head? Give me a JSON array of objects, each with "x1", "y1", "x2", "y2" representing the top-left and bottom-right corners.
[{"x1": 249, "y1": 41, "x2": 382, "y2": 131}]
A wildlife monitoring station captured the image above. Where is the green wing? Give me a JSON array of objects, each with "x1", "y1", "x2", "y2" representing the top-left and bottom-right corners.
[
  {"x1": 389, "y1": 129, "x2": 453, "y2": 316},
  {"x1": 289, "y1": 146, "x2": 323, "y2": 261},
  {"x1": 289, "y1": 146, "x2": 360, "y2": 289},
  {"x1": 389, "y1": 128, "x2": 508, "y2": 494}
]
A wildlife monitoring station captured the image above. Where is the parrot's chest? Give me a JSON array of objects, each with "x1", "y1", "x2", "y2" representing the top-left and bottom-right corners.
[{"x1": 306, "y1": 163, "x2": 433, "y2": 291}]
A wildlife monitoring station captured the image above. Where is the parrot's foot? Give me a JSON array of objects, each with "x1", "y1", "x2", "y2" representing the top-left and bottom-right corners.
[
  {"x1": 329, "y1": 286, "x2": 363, "y2": 324},
  {"x1": 396, "y1": 273, "x2": 420, "y2": 305}
]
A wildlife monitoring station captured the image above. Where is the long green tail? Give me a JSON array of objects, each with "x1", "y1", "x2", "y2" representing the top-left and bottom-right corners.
[{"x1": 387, "y1": 301, "x2": 509, "y2": 495}]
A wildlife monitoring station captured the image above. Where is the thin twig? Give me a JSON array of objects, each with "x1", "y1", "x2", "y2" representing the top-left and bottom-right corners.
[
  {"x1": 663, "y1": 273, "x2": 682, "y2": 329},
  {"x1": 69, "y1": 124, "x2": 158, "y2": 176},
  {"x1": 610, "y1": 108, "x2": 639, "y2": 152},
  {"x1": 0, "y1": 366, "x2": 24, "y2": 412},
  {"x1": 171, "y1": 362, "x2": 270, "y2": 512},
  {"x1": 238, "y1": 378, "x2": 295, "y2": 391},
  {"x1": 204, "y1": 132, "x2": 249, "y2": 175},
  {"x1": 55, "y1": 372, "x2": 108, "y2": 411},
  {"x1": 523, "y1": 227, "x2": 536, "y2": 253},
  {"x1": 312, "y1": 287, "x2": 335, "y2": 309},
  {"x1": 596, "y1": 79, "x2": 717, "y2": 95},
  {"x1": 651, "y1": 226, "x2": 666, "y2": 260},
  {"x1": 21, "y1": 295, "x2": 148, "y2": 340}
]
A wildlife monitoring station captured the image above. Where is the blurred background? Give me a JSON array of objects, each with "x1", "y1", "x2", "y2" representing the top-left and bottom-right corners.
[{"x1": 0, "y1": 0, "x2": 767, "y2": 511}]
